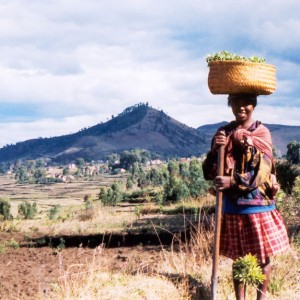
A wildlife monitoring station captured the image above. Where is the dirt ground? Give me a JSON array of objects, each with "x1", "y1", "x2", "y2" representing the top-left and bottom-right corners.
[
  {"x1": 0, "y1": 174, "x2": 207, "y2": 299},
  {"x1": 0, "y1": 231, "x2": 168, "y2": 300}
]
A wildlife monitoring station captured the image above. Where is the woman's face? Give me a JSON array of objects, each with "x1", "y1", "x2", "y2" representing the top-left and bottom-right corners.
[{"x1": 230, "y1": 98, "x2": 255, "y2": 124}]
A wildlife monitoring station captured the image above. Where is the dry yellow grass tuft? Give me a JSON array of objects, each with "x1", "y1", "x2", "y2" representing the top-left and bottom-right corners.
[{"x1": 46, "y1": 245, "x2": 186, "y2": 300}]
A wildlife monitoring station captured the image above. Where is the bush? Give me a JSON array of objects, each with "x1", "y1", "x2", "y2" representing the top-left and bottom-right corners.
[
  {"x1": 163, "y1": 159, "x2": 209, "y2": 202},
  {"x1": 126, "y1": 178, "x2": 134, "y2": 189},
  {"x1": 276, "y1": 161, "x2": 299, "y2": 194},
  {"x1": 276, "y1": 177, "x2": 300, "y2": 229},
  {"x1": 48, "y1": 205, "x2": 61, "y2": 220},
  {"x1": 18, "y1": 202, "x2": 38, "y2": 219},
  {"x1": 99, "y1": 182, "x2": 123, "y2": 206},
  {"x1": 292, "y1": 176, "x2": 300, "y2": 201},
  {"x1": 233, "y1": 254, "x2": 266, "y2": 286},
  {"x1": 0, "y1": 198, "x2": 13, "y2": 220},
  {"x1": 164, "y1": 176, "x2": 190, "y2": 202},
  {"x1": 286, "y1": 141, "x2": 300, "y2": 164}
]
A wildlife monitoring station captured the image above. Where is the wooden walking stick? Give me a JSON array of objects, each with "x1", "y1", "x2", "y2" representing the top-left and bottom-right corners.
[{"x1": 211, "y1": 145, "x2": 225, "y2": 300}]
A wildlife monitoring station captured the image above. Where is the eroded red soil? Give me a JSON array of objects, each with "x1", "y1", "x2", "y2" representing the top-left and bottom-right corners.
[{"x1": 0, "y1": 232, "x2": 165, "y2": 300}]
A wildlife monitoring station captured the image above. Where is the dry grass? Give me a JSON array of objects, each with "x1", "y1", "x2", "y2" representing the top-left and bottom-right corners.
[
  {"x1": 41, "y1": 211, "x2": 214, "y2": 300},
  {"x1": 2, "y1": 203, "x2": 137, "y2": 237},
  {"x1": 42, "y1": 245, "x2": 186, "y2": 300},
  {"x1": 39, "y1": 211, "x2": 300, "y2": 300},
  {"x1": 268, "y1": 245, "x2": 300, "y2": 299},
  {"x1": 56, "y1": 269, "x2": 183, "y2": 300}
]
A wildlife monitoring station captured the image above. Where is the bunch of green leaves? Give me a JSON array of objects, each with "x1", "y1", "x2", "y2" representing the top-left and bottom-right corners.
[
  {"x1": 233, "y1": 254, "x2": 266, "y2": 286},
  {"x1": 206, "y1": 50, "x2": 266, "y2": 64}
]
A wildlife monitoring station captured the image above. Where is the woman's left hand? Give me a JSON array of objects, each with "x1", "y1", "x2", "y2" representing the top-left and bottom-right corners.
[{"x1": 214, "y1": 176, "x2": 231, "y2": 191}]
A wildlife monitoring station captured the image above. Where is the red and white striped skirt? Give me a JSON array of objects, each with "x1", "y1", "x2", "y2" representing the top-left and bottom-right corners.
[{"x1": 220, "y1": 210, "x2": 290, "y2": 264}]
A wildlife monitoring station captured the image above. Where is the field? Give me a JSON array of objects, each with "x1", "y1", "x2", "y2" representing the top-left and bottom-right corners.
[
  {"x1": 0, "y1": 172, "x2": 116, "y2": 216},
  {"x1": 0, "y1": 172, "x2": 299, "y2": 300}
]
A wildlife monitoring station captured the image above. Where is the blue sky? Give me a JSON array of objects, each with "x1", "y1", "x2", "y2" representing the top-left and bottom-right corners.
[{"x1": 0, "y1": 0, "x2": 299, "y2": 147}]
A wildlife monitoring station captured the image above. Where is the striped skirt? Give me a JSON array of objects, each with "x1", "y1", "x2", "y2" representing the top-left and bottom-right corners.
[{"x1": 220, "y1": 209, "x2": 290, "y2": 264}]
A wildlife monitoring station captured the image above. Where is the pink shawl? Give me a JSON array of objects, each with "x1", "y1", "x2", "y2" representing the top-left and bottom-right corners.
[{"x1": 225, "y1": 124, "x2": 273, "y2": 173}]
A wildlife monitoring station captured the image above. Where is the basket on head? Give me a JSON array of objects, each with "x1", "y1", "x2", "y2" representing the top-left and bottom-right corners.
[{"x1": 207, "y1": 60, "x2": 276, "y2": 95}]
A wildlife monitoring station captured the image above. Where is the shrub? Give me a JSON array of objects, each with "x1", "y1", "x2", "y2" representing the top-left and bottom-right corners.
[
  {"x1": 48, "y1": 205, "x2": 61, "y2": 220},
  {"x1": 0, "y1": 198, "x2": 13, "y2": 220},
  {"x1": 164, "y1": 176, "x2": 190, "y2": 202},
  {"x1": 292, "y1": 176, "x2": 300, "y2": 200},
  {"x1": 286, "y1": 141, "x2": 300, "y2": 164},
  {"x1": 126, "y1": 178, "x2": 134, "y2": 189},
  {"x1": 276, "y1": 161, "x2": 299, "y2": 194},
  {"x1": 18, "y1": 202, "x2": 38, "y2": 219},
  {"x1": 233, "y1": 254, "x2": 266, "y2": 286},
  {"x1": 99, "y1": 182, "x2": 123, "y2": 206}
]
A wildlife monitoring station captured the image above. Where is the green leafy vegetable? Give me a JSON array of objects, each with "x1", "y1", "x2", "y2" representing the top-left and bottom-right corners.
[
  {"x1": 206, "y1": 50, "x2": 266, "y2": 64},
  {"x1": 233, "y1": 254, "x2": 266, "y2": 286}
]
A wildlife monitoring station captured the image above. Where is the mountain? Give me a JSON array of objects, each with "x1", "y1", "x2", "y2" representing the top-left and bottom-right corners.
[
  {"x1": 0, "y1": 103, "x2": 209, "y2": 163},
  {"x1": 0, "y1": 103, "x2": 299, "y2": 164},
  {"x1": 197, "y1": 122, "x2": 300, "y2": 156}
]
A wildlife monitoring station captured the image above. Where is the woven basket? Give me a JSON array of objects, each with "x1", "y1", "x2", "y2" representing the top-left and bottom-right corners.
[{"x1": 207, "y1": 60, "x2": 276, "y2": 95}]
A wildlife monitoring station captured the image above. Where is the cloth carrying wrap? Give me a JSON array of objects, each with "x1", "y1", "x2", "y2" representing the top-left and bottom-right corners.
[
  {"x1": 226, "y1": 123, "x2": 273, "y2": 172},
  {"x1": 224, "y1": 123, "x2": 279, "y2": 205}
]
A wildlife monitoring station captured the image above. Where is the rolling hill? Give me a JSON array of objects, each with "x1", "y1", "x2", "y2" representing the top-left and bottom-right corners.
[
  {"x1": 0, "y1": 102, "x2": 299, "y2": 163},
  {"x1": 197, "y1": 122, "x2": 300, "y2": 156},
  {"x1": 0, "y1": 103, "x2": 208, "y2": 163}
]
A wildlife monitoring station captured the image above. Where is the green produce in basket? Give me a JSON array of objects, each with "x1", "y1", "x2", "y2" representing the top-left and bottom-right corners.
[{"x1": 206, "y1": 50, "x2": 266, "y2": 64}]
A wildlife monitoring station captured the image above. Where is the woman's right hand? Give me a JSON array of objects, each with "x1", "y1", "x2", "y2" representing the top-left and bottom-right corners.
[{"x1": 212, "y1": 130, "x2": 226, "y2": 153}]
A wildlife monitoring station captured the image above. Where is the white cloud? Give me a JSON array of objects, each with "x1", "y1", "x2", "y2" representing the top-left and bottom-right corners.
[
  {"x1": 0, "y1": 114, "x2": 108, "y2": 147},
  {"x1": 0, "y1": 0, "x2": 299, "y2": 147}
]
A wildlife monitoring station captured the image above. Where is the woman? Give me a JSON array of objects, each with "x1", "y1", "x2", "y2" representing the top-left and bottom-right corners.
[{"x1": 202, "y1": 94, "x2": 290, "y2": 300}]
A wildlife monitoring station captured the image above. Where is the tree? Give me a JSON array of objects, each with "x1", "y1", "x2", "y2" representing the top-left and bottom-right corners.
[
  {"x1": 99, "y1": 182, "x2": 123, "y2": 206},
  {"x1": 15, "y1": 166, "x2": 29, "y2": 183},
  {"x1": 120, "y1": 150, "x2": 140, "y2": 170},
  {"x1": 167, "y1": 160, "x2": 179, "y2": 177},
  {"x1": 286, "y1": 141, "x2": 300, "y2": 164},
  {"x1": 0, "y1": 163, "x2": 9, "y2": 174},
  {"x1": 140, "y1": 150, "x2": 151, "y2": 164},
  {"x1": 75, "y1": 158, "x2": 85, "y2": 168},
  {"x1": 110, "y1": 181, "x2": 123, "y2": 205},
  {"x1": 137, "y1": 168, "x2": 149, "y2": 189},
  {"x1": 131, "y1": 162, "x2": 141, "y2": 178},
  {"x1": 98, "y1": 187, "x2": 108, "y2": 205},
  {"x1": 164, "y1": 176, "x2": 190, "y2": 202},
  {"x1": 107, "y1": 153, "x2": 120, "y2": 169},
  {"x1": 63, "y1": 167, "x2": 70, "y2": 176},
  {"x1": 188, "y1": 159, "x2": 210, "y2": 198},
  {"x1": 34, "y1": 168, "x2": 46, "y2": 181},
  {"x1": 179, "y1": 161, "x2": 190, "y2": 179},
  {"x1": 148, "y1": 168, "x2": 162, "y2": 186},
  {"x1": 276, "y1": 161, "x2": 299, "y2": 194},
  {"x1": 35, "y1": 159, "x2": 44, "y2": 168},
  {"x1": 126, "y1": 178, "x2": 134, "y2": 189},
  {"x1": 119, "y1": 149, "x2": 151, "y2": 171}
]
